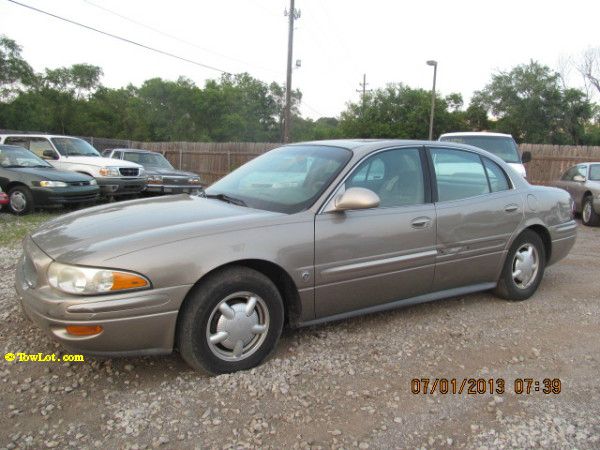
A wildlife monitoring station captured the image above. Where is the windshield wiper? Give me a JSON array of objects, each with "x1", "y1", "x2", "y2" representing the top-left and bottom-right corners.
[{"x1": 205, "y1": 193, "x2": 247, "y2": 207}]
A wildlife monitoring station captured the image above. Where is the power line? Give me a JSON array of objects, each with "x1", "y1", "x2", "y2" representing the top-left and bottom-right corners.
[
  {"x1": 5, "y1": 0, "x2": 228, "y2": 74},
  {"x1": 82, "y1": 0, "x2": 282, "y2": 76}
]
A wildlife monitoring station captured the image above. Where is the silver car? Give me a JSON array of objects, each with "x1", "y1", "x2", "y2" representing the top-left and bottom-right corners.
[
  {"x1": 552, "y1": 162, "x2": 600, "y2": 226},
  {"x1": 16, "y1": 140, "x2": 576, "y2": 374}
]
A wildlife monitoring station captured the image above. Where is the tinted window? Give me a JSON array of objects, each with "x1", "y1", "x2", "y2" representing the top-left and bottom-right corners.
[
  {"x1": 562, "y1": 165, "x2": 587, "y2": 181},
  {"x1": 483, "y1": 158, "x2": 511, "y2": 192},
  {"x1": 439, "y1": 135, "x2": 520, "y2": 163},
  {"x1": 345, "y1": 148, "x2": 425, "y2": 208},
  {"x1": 51, "y1": 138, "x2": 100, "y2": 157},
  {"x1": 432, "y1": 148, "x2": 490, "y2": 202},
  {"x1": 4, "y1": 137, "x2": 56, "y2": 159}
]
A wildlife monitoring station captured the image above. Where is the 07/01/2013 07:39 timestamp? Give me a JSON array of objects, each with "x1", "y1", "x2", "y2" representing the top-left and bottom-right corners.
[{"x1": 411, "y1": 378, "x2": 562, "y2": 395}]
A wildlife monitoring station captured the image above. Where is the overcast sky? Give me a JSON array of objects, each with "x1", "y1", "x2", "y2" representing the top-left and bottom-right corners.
[{"x1": 1, "y1": 0, "x2": 599, "y2": 119}]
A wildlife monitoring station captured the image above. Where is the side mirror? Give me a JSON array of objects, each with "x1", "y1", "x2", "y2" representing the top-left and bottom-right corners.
[
  {"x1": 573, "y1": 174, "x2": 586, "y2": 182},
  {"x1": 42, "y1": 149, "x2": 58, "y2": 160},
  {"x1": 521, "y1": 151, "x2": 532, "y2": 164},
  {"x1": 332, "y1": 187, "x2": 380, "y2": 212}
]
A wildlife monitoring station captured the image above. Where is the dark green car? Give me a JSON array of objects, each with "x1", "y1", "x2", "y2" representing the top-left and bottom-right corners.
[{"x1": 0, "y1": 145, "x2": 100, "y2": 214}]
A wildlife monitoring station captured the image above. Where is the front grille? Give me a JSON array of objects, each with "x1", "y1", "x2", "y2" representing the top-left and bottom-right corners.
[
  {"x1": 119, "y1": 168, "x2": 140, "y2": 177},
  {"x1": 67, "y1": 181, "x2": 91, "y2": 187},
  {"x1": 163, "y1": 177, "x2": 189, "y2": 185}
]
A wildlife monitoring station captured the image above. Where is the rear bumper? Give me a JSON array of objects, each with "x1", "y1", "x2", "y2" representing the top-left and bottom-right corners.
[
  {"x1": 15, "y1": 238, "x2": 191, "y2": 356},
  {"x1": 97, "y1": 177, "x2": 147, "y2": 196},
  {"x1": 31, "y1": 186, "x2": 100, "y2": 205},
  {"x1": 547, "y1": 220, "x2": 577, "y2": 266}
]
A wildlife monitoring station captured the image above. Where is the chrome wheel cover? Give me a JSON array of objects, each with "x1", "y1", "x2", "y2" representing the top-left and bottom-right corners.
[
  {"x1": 512, "y1": 243, "x2": 539, "y2": 289},
  {"x1": 206, "y1": 291, "x2": 270, "y2": 362},
  {"x1": 10, "y1": 191, "x2": 27, "y2": 213},
  {"x1": 583, "y1": 201, "x2": 592, "y2": 223}
]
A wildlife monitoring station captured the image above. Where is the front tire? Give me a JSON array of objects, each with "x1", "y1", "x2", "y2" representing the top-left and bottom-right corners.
[
  {"x1": 582, "y1": 195, "x2": 600, "y2": 226},
  {"x1": 8, "y1": 186, "x2": 34, "y2": 215},
  {"x1": 494, "y1": 230, "x2": 546, "y2": 301},
  {"x1": 177, "y1": 266, "x2": 284, "y2": 374}
]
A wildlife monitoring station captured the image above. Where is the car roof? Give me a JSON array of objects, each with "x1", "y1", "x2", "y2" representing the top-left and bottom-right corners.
[
  {"x1": 0, "y1": 133, "x2": 85, "y2": 139},
  {"x1": 439, "y1": 131, "x2": 513, "y2": 138}
]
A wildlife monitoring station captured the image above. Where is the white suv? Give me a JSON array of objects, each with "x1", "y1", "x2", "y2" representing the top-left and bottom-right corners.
[
  {"x1": 439, "y1": 132, "x2": 531, "y2": 178},
  {"x1": 0, "y1": 134, "x2": 147, "y2": 197}
]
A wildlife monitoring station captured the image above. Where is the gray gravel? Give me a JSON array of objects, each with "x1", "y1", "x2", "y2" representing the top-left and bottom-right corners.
[{"x1": 1, "y1": 219, "x2": 599, "y2": 449}]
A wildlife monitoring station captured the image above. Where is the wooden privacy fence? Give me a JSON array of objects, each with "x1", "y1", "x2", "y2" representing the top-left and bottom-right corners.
[
  {"x1": 521, "y1": 144, "x2": 600, "y2": 185},
  {"x1": 130, "y1": 141, "x2": 279, "y2": 185},
  {"x1": 129, "y1": 141, "x2": 600, "y2": 186}
]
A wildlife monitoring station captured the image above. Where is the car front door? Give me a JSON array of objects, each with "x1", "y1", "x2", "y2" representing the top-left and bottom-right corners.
[
  {"x1": 314, "y1": 146, "x2": 436, "y2": 318},
  {"x1": 429, "y1": 147, "x2": 523, "y2": 291}
]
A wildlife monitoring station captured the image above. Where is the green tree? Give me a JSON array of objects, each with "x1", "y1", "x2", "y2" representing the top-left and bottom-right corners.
[
  {"x1": 338, "y1": 84, "x2": 467, "y2": 139},
  {"x1": 471, "y1": 61, "x2": 593, "y2": 144},
  {"x1": 0, "y1": 35, "x2": 34, "y2": 100}
]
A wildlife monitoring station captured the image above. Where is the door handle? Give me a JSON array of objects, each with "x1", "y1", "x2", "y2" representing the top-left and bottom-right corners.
[
  {"x1": 411, "y1": 217, "x2": 432, "y2": 229},
  {"x1": 504, "y1": 204, "x2": 519, "y2": 213}
]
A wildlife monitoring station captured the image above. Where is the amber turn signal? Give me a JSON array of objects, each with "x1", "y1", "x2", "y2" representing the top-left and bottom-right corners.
[
  {"x1": 111, "y1": 272, "x2": 149, "y2": 291},
  {"x1": 65, "y1": 325, "x2": 103, "y2": 336}
]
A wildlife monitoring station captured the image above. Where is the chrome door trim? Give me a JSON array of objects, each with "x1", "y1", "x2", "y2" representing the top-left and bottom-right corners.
[{"x1": 320, "y1": 249, "x2": 438, "y2": 277}]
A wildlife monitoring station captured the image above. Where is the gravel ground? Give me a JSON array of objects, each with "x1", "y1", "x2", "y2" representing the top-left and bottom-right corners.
[{"x1": 0, "y1": 217, "x2": 599, "y2": 449}]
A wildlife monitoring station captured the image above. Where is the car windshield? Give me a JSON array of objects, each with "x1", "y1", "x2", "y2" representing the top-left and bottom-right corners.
[
  {"x1": 123, "y1": 151, "x2": 174, "y2": 169},
  {"x1": 0, "y1": 146, "x2": 52, "y2": 168},
  {"x1": 440, "y1": 136, "x2": 521, "y2": 163},
  {"x1": 206, "y1": 145, "x2": 351, "y2": 214},
  {"x1": 590, "y1": 165, "x2": 600, "y2": 181},
  {"x1": 51, "y1": 137, "x2": 101, "y2": 157}
]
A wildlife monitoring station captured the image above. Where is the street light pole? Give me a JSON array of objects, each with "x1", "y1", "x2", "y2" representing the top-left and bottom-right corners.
[{"x1": 426, "y1": 60, "x2": 437, "y2": 140}]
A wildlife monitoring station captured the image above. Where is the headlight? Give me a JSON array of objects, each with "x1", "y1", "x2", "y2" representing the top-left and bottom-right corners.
[
  {"x1": 189, "y1": 177, "x2": 200, "y2": 184},
  {"x1": 47, "y1": 262, "x2": 150, "y2": 295},
  {"x1": 148, "y1": 175, "x2": 163, "y2": 184},
  {"x1": 99, "y1": 167, "x2": 120, "y2": 177},
  {"x1": 89, "y1": 179, "x2": 97, "y2": 186},
  {"x1": 35, "y1": 181, "x2": 68, "y2": 188}
]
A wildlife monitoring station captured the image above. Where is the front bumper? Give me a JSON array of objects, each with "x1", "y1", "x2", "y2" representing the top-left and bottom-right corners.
[
  {"x1": 145, "y1": 184, "x2": 202, "y2": 195},
  {"x1": 15, "y1": 237, "x2": 191, "y2": 356},
  {"x1": 31, "y1": 186, "x2": 100, "y2": 206},
  {"x1": 96, "y1": 177, "x2": 147, "y2": 196}
]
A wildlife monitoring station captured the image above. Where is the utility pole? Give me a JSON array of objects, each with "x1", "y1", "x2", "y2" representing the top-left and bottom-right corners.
[
  {"x1": 426, "y1": 60, "x2": 438, "y2": 140},
  {"x1": 283, "y1": 0, "x2": 300, "y2": 143},
  {"x1": 356, "y1": 73, "x2": 371, "y2": 115}
]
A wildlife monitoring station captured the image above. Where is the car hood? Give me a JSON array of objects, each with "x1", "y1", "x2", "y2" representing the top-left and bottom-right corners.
[
  {"x1": 30, "y1": 195, "x2": 282, "y2": 263},
  {"x1": 62, "y1": 156, "x2": 142, "y2": 168},
  {"x1": 9, "y1": 167, "x2": 93, "y2": 182},
  {"x1": 144, "y1": 167, "x2": 199, "y2": 177}
]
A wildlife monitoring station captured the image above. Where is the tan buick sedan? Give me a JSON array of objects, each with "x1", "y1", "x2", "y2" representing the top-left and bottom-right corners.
[{"x1": 16, "y1": 140, "x2": 576, "y2": 373}]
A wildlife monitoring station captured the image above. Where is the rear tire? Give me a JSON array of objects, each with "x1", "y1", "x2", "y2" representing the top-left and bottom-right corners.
[
  {"x1": 494, "y1": 230, "x2": 545, "y2": 301},
  {"x1": 8, "y1": 186, "x2": 34, "y2": 215},
  {"x1": 581, "y1": 195, "x2": 600, "y2": 226},
  {"x1": 177, "y1": 266, "x2": 284, "y2": 374}
]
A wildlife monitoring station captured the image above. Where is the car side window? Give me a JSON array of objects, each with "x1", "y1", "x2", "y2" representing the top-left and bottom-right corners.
[
  {"x1": 4, "y1": 137, "x2": 31, "y2": 150},
  {"x1": 345, "y1": 148, "x2": 425, "y2": 208},
  {"x1": 482, "y1": 158, "x2": 511, "y2": 192},
  {"x1": 112, "y1": 151, "x2": 123, "y2": 159},
  {"x1": 431, "y1": 148, "x2": 490, "y2": 202}
]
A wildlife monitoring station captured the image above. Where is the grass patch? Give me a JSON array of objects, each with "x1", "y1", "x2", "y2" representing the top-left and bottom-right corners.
[{"x1": 0, "y1": 212, "x2": 62, "y2": 247}]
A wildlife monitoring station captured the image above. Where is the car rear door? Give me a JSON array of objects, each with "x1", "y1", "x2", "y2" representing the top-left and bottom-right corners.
[
  {"x1": 429, "y1": 146, "x2": 523, "y2": 291},
  {"x1": 313, "y1": 146, "x2": 436, "y2": 318}
]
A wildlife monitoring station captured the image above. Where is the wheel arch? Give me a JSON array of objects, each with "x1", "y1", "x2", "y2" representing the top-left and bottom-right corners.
[
  {"x1": 6, "y1": 181, "x2": 30, "y2": 192},
  {"x1": 177, "y1": 259, "x2": 303, "y2": 331},
  {"x1": 524, "y1": 224, "x2": 552, "y2": 263}
]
